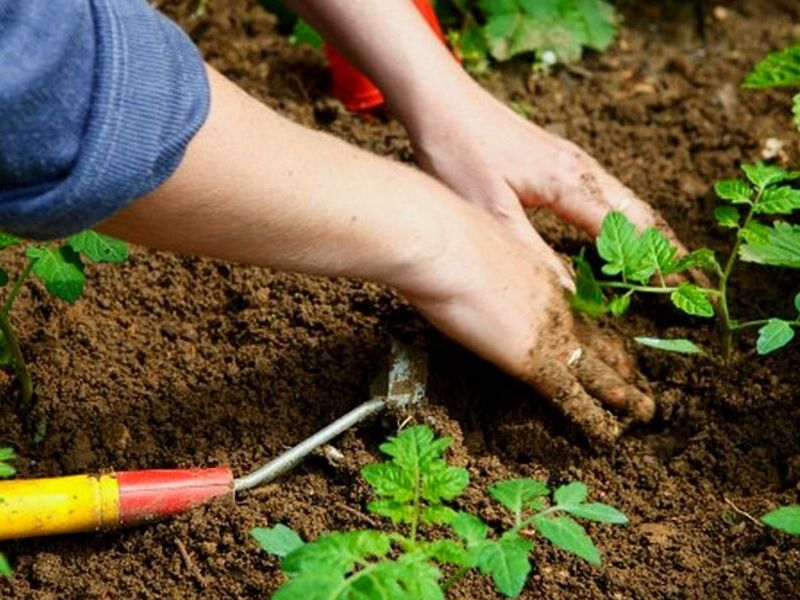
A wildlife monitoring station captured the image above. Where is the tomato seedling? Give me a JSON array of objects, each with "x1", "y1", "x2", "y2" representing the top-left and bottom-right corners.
[
  {"x1": 573, "y1": 162, "x2": 800, "y2": 359},
  {"x1": 252, "y1": 425, "x2": 627, "y2": 598},
  {"x1": 0, "y1": 447, "x2": 15, "y2": 578},
  {"x1": 0, "y1": 231, "x2": 128, "y2": 405},
  {"x1": 743, "y1": 43, "x2": 800, "y2": 131}
]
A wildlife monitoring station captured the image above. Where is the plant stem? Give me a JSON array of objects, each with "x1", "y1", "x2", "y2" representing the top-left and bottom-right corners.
[
  {"x1": 597, "y1": 281, "x2": 722, "y2": 296},
  {"x1": 718, "y1": 193, "x2": 761, "y2": 359},
  {"x1": 732, "y1": 319, "x2": 800, "y2": 331},
  {"x1": 1, "y1": 260, "x2": 34, "y2": 405}
]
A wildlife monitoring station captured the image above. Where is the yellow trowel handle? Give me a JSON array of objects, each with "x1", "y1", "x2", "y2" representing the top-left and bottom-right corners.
[{"x1": 0, "y1": 468, "x2": 233, "y2": 541}]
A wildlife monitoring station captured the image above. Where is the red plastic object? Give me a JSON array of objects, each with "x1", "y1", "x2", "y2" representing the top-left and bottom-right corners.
[
  {"x1": 117, "y1": 468, "x2": 234, "y2": 525},
  {"x1": 325, "y1": 0, "x2": 449, "y2": 112}
]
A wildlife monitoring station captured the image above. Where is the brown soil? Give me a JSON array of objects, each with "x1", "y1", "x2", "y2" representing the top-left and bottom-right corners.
[{"x1": 2, "y1": 0, "x2": 800, "y2": 598}]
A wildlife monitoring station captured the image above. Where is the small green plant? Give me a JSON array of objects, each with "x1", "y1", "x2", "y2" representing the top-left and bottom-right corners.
[
  {"x1": 762, "y1": 505, "x2": 800, "y2": 536},
  {"x1": 0, "y1": 447, "x2": 15, "y2": 578},
  {"x1": 0, "y1": 231, "x2": 128, "y2": 405},
  {"x1": 572, "y1": 162, "x2": 800, "y2": 359},
  {"x1": 436, "y1": 0, "x2": 618, "y2": 73},
  {"x1": 252, "y1": 425, "x2": 627, "y2": 598},
  {"x1": 743, "y1": 43, "x2": 800, "y2": 131}
]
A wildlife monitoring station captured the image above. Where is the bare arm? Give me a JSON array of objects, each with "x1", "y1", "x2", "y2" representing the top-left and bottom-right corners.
[{"x1": 100, "y1": 65, "x2": 654, "y2": 443}]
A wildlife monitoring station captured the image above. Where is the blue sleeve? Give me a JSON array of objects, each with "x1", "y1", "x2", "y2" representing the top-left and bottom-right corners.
[{"x1": 0, "y1": 0, "x2": 210, "y2": 239}]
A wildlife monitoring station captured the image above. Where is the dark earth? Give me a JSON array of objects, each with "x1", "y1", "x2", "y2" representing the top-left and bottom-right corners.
[{"x1": 2, "y1": 0, "x2": 800, "y2": 597}]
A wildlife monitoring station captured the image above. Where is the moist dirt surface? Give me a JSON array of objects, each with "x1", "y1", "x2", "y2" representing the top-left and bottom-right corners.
[{"x1": 2, "y1": 1, "x2": 800, "y2": 598}]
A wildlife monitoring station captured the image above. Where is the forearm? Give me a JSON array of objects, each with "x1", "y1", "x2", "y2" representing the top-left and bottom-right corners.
[
  {"x1": 99, "y1": 66, "x2": 468, "y2": 289},
  {"x1": 280, "y1": 0, "x2": 474, "y2": 131}
]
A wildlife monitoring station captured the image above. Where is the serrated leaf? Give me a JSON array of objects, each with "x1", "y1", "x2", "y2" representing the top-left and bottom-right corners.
[
  {"x1": 563, "y1": 502, "x2": 629, "y2": 524},
  {"x1": 554, "y1": 482, "x2": 588, "y2": 506},
  {"x1": 741, "y1": 162, "x2": 800, "y2": 190},
  {"x1": 674, "y1": 248, "x2": 719, "y2": 272},
  {"x1": 608, "y1": 294, "x2": 631, "y2": 317},
  {"x1": 451, "y1": 512, "x2": 489, "y2": 547},
  {"x1": 475, "y1": 534, "x2": 533, "y2": 597},
  {"x1": 0, "y1": 446, "x2": 16, "y2": 479},
  {"x1": 427, "y1": 539, "x2": 469, "y2": 566},
  {"x1": 756, "y1": 319, "x2": 795, "y2": 355},
  {"x1": 670, "y1": 283, "x2": 714, "y2": 318},
  {"x1": 638, "y1": 228, "x2": 680, "y2": 278},
  {"x1": 761, "y1": 505, "x2": 800, "y2": 536},
  {"x1": 739, "y1": 222, "x2": 800, "y2": 268},
  {"x1": 740, "y1": 220, "x2": 772, "y2": 245},
  {"x1": 714, "y1": 179, "x2": 752, "y2": 204},
  {"x1": 362, "y1": 463, "x2": 415, "y2": 503},
  {"x1": 572, "y1": 252, "x2": 605, "y2": 318},
  {"x1": 0, "y1": 233, "x2": 19, "y2": 249},
  {"x1": 377, "y1": 426, "x2": 451, "y2": 474},
  {"x1": 423, "y1": 465, "x2": 469, "y2": 503},
  {"x1": 67, "y1": 231, "x2": 128, "y2": 264},
  {"x1": 251, "y1": 524, "x2": 305, "y2": 557},
  {"x1": 597, "y1": 212, "x2": 648, "y2": 280},
  {"x1": 756, "y1": 186, "x2": 800, "y2": 215},
  {"x1": 272, "y1": 574, "x2": 342, "y2": 600},
  {"x1": 714, "y1": 206, "x2": 740, "y2": 228},
  {"x1": 634, "y1": 337, "x2": 704, "y2": 354},
  {"x1": 422, "y1": 505, "x2": 458, "y2": 525},
  {"x1": 26, "y1": 245, "x2": 85, "y2": 302},
  {"x1": 366, "y1": 499, "x2": 416, "y2": 523},
  {"x1": 534, "y1": 515, "x2": 601, "y2": 565},
  {"x1": 743, "y1": 44, "x2": 800, "y2": 88},
  {"x1": 281, "y1": 530, "x2": 391, "y2": 578},
  {"x1": 0, "y1": 553, "x2": 11, "y2": 578},
  {"x1": 488, "y1": 478, "x2": 550, "y2": 518}
]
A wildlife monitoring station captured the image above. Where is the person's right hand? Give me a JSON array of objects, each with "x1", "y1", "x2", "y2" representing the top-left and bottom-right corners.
[{"x1": 395, "y1": 202, "x2": 655, "y2": 445}]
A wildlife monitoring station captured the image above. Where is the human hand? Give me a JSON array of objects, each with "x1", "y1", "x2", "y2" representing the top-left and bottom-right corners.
[
  {"x1": 403, "y1": 78, "x2": 685, "y2": 259},
  {"x1": 395, "y1": 203, "x2": 655, "y2": 445}
]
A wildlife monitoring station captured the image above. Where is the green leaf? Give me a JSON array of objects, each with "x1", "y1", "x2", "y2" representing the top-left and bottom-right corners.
[
  {"x1": 638, "y1": 228, "x2": 680, "y2": 278},
  {"x1": 756, "y1": 186, "x2": 800, "y2": 215},
  {"x1": 0, "y1": 553, "x2": 11, "y2": 578},
  {"x1": 475, "y1": 533, "x2": 533, "y2": 597},
  {"x1": 674, "y1": 248, "x2": 719, "y2": 272},
  {"x1": 290, "y1": 20, "x2": 323, "y2": 48},
  {"x1": 26, "y1": 245, "x2": 85, "y2": 302},
  {"x1": 793, "y1": 93, "x2": 800, "y2": 131},
  {"x1": 377, "y1": 426, "x2": 450, "y2": 473},
  {"x1": 422, "y1": 505, "x2": 459, "y2": 525},
  {"x1": 0, "y1": 268, "x2": 7, "y2": 287},
  {"x1": 451, "y1": 512, "x2": 489, "y2": 547},
  {"x1": 67, "y1": 231, "x2": 128, "y2": 264},
  {"x1": 756, "y1": 319, "x2": 795, "y2": 355},
  {"x1": 562, "y1": 503, "x2": 629, "y2": 524},
  {"x1": 743, "y1": 44, "x2": 800, "y2": 88},
  {"x1": 480, "y1": 0, "x2": 617, "y2": 66},
  {"x1": 608, "y1": 294, "x2": 631, "y2": 317},
  {"x1": 741, "y1": 162, "x2": 800, "y2": 191},
  {"x1": 251, "y1": 524, "x2": 304, "y2": 558},
  {"x1": 427, "y1": 539, "x2": 470, "y2": 566},
  {"x1": 714, "y1": 179, "x2": 752, "y2": 204},
  {"x1": 794, "y1": 291, "x2": 800, "y2": 314},
  {"x1": 739, "y1": 222, "x2": 800, "y2": 268},
  {"x1": 488, "y1": 478, "x2": 550, "y2": 517},
  {"x1": 447, "y1": 21, "x2": 491, "y2": 74},
  {"x1": 670, "y1": 283, "x2": 714, "y2": 318},
  {"x1": 761, "y1": 505, "x2": 800, "y2": 536},
  {"x1": 0, "y1": 233, "x2": 20, "y2": 249},
  {"x1": 714, "y1": 206, "x2": 740, "y2": 228},
  {"x1": 596, "y1": 212, "x2": 647, "y2": 280},
  {"x1": 634, "y1": 337, "x2": 704, "y2": 355},
  {"x1": 281, "y1": 530, "x2": 391, "y2": 578},
  {"x1": 534, "y1": 515, "x2": 601, "y2": 565},
  {"x1": 366, "y1": 499, "x2": 416, "y2": 524},
  {"x1": 272, "y1": 574, "x2": 342, "y2": 600},
  {"x1": 572, "y1": 252, "x2": 605, "y2": 318},
  {"x1": 362, "y1": 463, "x2": 415, "y2": 503},
  {"x1": 554, "y1": 482, "x2": 588, "y2": 507},
  {"x1": 0, "y1": 446, "x2": 16, "y2": 479},
  {"x1": 423, "y1": 465, "x2": 470, "y2": 503}
]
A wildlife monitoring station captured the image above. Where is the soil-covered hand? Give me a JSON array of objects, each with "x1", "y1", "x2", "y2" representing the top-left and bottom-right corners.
[
  {"x1": 404, "y1": 78, "x2": 685, "y2": 256},
  {"x1": 397, "y1": 205, "x2": 655, "y2": 445}
]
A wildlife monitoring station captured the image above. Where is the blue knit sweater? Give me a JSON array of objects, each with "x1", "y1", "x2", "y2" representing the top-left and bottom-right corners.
[{"x1": 0, "y1": 0, "x2": 210, "y2": 239}]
